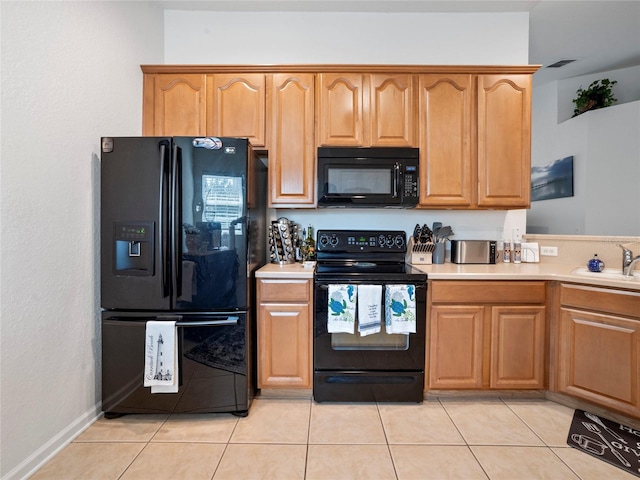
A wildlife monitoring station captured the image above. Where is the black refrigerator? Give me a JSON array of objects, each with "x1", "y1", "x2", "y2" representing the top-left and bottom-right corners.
[{"x1": 100, "y1": 136, "x2": 267, "y2": 417}]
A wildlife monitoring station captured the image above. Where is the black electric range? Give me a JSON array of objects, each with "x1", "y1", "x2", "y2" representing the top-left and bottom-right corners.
[{"x1": 313, "y1": 229, "x2": 427, "y2": 403}]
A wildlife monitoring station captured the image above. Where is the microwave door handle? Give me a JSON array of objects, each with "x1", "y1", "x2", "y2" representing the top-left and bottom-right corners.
[{"x1": 393, "y1": 163, "x2": 400, "y2": 198}]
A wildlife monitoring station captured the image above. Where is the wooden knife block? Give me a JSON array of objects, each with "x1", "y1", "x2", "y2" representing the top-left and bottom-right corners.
[{"x1": 406, "y1": 238, "x2": 434, "y2": 265}]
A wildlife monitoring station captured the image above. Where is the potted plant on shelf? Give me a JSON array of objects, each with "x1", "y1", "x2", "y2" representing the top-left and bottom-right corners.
[{"x1": 572, "y1": 78, "x2": 618, "y2": 117}]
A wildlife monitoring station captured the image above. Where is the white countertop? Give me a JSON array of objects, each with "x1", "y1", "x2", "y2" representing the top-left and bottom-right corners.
[
  {"x1": 256, "y1": 261, "x2": 640, "y2": 291},
  {"x1": 256, "y1": 262, "x2": 315, "y2": 279}
]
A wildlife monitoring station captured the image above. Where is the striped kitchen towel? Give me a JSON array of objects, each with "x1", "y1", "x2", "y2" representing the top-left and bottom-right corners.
[{"x1": 357, "y1": 284, "x2": 382, "y2": 336}]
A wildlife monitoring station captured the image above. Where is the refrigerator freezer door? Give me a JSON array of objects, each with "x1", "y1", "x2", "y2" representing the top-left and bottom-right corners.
[
  {"x1": 101, "y1": 137, "x2": 172, "y2": 310},
  {"x1": 101, "y1": 311, "x2": 253, "y2": 415}
]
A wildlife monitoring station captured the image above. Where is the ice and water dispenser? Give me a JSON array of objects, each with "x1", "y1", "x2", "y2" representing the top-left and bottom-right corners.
[{"x1": 113, "y1": 222, "x2": 154, "y2": 276}]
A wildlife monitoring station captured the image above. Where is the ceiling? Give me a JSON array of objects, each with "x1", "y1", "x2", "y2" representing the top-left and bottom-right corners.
[{"x1": 160, "y1": 1, "x2": 640, "y2": 86}]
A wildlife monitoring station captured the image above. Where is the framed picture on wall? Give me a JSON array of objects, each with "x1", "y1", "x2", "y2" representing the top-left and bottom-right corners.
[{"x1": 531, "y1": 156, "x2": 574, "y2": 202}]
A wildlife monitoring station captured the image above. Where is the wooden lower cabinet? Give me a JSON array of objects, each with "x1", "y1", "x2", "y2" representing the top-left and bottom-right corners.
[
  {"x1": 490, "y1": 305, "x2": 545, "y2": 388},
  {"x1": 429, "y1": 305, "x2": 484, "y2": 388},
  {"x1": 428, "y1": 281, "x2": 546, "y2": 390},
  {"x1": 257, "y1": 278, "x2": 312, "y2": 388},
  {"x1": 556, "y1": 284, "x2": 640, "y2": 418}
]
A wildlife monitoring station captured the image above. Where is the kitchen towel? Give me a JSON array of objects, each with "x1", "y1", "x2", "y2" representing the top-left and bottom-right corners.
[
  {"x1": 385, "y1": 285, "x2": 417, "y2": 334},
  {"x1": 144, "y1": 320, "x2": 179, "y2": 393},
  {"x1": 357, "y1": 284, "x2": 382, "y2": 336},
  {"x1": 327, "y1": 284, "x2": 357, "y2": 334}
]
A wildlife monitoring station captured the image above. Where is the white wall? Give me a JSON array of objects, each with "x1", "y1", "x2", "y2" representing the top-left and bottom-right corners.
[
  {"x1": 164, "y1": 11, "x2": 528, "y2": 65},
  {"x1": 0, "y1": 2, "x2": 163, "y2": 478},
  {"x1": 528, "y1": 70, "x2": 640, "y2": 236},
  {"x1": 165, "y1": 10, "x2": 531, "y2": 242}
]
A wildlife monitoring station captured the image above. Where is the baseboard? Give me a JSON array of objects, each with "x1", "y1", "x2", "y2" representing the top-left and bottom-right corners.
[
  {"x1": 545, "y1": 391, "x2": 640, "y2": 430},
  {"x1": 257, "y1": 388, "x2": 313, "y2": 399},
  {"x1": 4, "y1": 402, "x2": 103, "y2": 480},
  {"x1": 426, "y1": 389, "x2": 546, "y2": 400}
]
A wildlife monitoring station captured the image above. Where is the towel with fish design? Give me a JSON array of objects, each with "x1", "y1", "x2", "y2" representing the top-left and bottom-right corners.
[
  {"x1": 327, "y1": 284, "x2": 357, "y2": 334},
  {"x1": 385, "y1": 285, "x2": 416, "y2": 334}
]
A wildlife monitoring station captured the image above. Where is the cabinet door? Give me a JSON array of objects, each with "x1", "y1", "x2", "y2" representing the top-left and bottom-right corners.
[
  {"x1": 477, "y1": 74, "x2": 532, "y2": 208},
  {"x1": 558, "y1": 308, "x2": 640, "y2": 417},
  {"x1": 418, "y1": 74, "x2": 473, "y2": 207},
  {"x1": 429, "y1": 305, "x2": 484, "y2": 389},
  {"x1": 143, "y1": 74, "x2": 207, "y2": 136},
  {"x1": 318, "y1": 73, "x2": 365, "y2": 146},
  {"x1": 269, "y1": 74, "x2": 316, "y2": 206},
  {"x1": 370, "y1": 74, "x2": 415, "y2": 146},
  {"x1": 490, "y1": 305, "x2": 545, "y2": 389},
  {"x1": 257, "y1": 303, "x2": 311, "y2": 388},
  {"x1": 208, "y1": 74, "x2": 266, "y2": 147}
]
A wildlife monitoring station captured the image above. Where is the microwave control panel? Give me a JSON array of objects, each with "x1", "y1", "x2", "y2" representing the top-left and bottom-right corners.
[{"x1": 402, "y1": 165, "x2": 419, "y2": 199}]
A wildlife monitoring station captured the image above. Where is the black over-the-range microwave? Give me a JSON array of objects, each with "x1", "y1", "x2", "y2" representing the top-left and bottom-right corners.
[{"x1": 317, "y1": 146, "x2": 419, "y2": 208}]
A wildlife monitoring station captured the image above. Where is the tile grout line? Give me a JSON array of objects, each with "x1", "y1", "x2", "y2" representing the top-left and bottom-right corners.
[
  {"x1": 304, "y1": 398, "x2": 312, "y2": 480},
  {"x1": 499, "y1": 397, "x2": 548, "y2": 446},
  {"x1": 438, "y1": 397, "x2": 492, "y2": 480},
  {"x1": 116, "y1": 415, "x2": 170, "y2": 480},
  {"x1": 376, "y1": 402, "x2": 400, "y2": 480},
  {"x1": 499, "y1": 397, "x2": 584, "y2": 480}
]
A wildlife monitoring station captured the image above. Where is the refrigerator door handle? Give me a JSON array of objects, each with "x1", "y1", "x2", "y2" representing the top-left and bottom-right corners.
[
  {"x1": 177, "y1": 316, "x2": 239, "y2": 327},
  {"x1": 171, "y1": 144, "x2": 182, "y2": 300},
  {"x1": 104, "y1": 316, "x2": 240, "y2": 327},
  {"x1": 159, "y1": 141, "x2": 170, "y2": 298}
]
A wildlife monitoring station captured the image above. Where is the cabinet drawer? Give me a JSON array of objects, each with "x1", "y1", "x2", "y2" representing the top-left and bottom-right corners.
[
  {"x1": 259, "y1": 279, "x2": 310, "y2": 303},
  {"x1": 430, "y1": 281, "x2": 545, "y2": 304},
  {"x1": 560, "y1": 283, "x2": 640, "y2": 319}
]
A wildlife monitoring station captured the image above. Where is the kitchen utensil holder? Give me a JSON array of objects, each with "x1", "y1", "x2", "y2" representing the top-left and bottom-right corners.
[
  {"x1": 432, "y1": 242, "x2": 446, "y2": 264},
  {"x1": 407, "y1": 238, "x2": 434, "y2": 265}
]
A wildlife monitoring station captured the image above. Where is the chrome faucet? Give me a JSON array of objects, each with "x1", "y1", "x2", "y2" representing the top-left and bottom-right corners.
[{"x1": 619, "y1": 245, "x2": 640, "y2": 276}]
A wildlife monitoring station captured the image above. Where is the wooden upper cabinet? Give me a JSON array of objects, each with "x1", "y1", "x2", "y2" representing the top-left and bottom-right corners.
[
  {"x1": 268, "y1": 74, "x2": 316, "y2": 206},
  {"x1": 369, "y1": 74, "x2": 415, "y2": 146},
  {"x1": 318, "y1": 73, "x2": 365, "y2": 146},
  {"x1": 143, "y1": 74, "x2": 207, "y2": 136},
  {"x1": 418, "y1": 74, "x2": 473, "y2": 207},
  {"x1": 207, "y1": 74, "x2": 266, "y2": 147},
  {"x1": 477, "y1": 74, "x2": 532, "y2": 208},
  {"x1": 141, "y1": 65, "x2": 538, "y2": 209},
  {"x1": 317, "y1": 73, "x2": 415, "y2": 146}
]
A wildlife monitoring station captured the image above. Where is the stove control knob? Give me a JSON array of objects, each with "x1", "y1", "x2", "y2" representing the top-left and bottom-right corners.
[
  {"x1": 385, "y1": 236, "x2": 394, "y2": 247},
  {"x1": 330, "y1": 235, "x2": 339, "y2": 246},
  {"x1": 378, "y1": 235, "x2": 386, "y2": 247},
  {"x1": 319, "y1": 234, "x2": 330, "y2": 247},
  {"x1": 394, "y1": 235, "x2": 405, "y2": 248}
]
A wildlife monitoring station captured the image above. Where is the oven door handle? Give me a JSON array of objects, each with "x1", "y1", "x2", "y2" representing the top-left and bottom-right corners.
[{"x1": 316, "y1": 283, "x2": 426, "y2": 290}]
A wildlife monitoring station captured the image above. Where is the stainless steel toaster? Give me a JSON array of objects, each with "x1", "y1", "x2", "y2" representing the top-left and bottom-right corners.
[{"x1": 450, "y1": 240, "x2": 497, "y2": 264}]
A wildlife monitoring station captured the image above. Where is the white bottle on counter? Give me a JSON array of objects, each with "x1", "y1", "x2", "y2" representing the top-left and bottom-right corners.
[
  {"x1": 503, "y1": 235, "x2": 511, "y2": 263},
  {"x1": 512, "y1": 228, "x2": 522, "y2": 264}
]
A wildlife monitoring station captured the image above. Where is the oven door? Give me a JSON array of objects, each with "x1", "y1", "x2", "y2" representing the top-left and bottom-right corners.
[{"x1": 313, "y1": 279, "x2": 426, "y2": 401}]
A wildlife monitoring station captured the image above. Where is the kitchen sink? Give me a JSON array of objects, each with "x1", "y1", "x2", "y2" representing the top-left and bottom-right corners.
[{"x1": 571, "y1": 266, "x2": 640, "y2": 281}]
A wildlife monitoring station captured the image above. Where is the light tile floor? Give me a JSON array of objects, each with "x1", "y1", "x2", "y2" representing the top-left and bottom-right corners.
[{"x1": 30, "y1": 397, "x2": 638, "y2": 480}]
